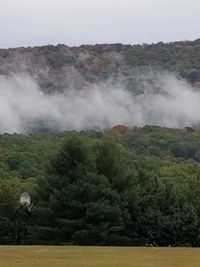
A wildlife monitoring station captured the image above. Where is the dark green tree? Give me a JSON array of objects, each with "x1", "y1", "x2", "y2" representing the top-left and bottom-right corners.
[{"x1": 31, "y1": 136, "x2": 131, "y2": 245}]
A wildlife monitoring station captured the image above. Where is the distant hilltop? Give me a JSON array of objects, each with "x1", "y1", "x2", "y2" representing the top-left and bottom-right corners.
[
  {"x1": 0, "y1": 39, "x2": 200, "y2": 93},
  {"x1": 1, "y1": 40, "x2": 200, "y2": 132}
]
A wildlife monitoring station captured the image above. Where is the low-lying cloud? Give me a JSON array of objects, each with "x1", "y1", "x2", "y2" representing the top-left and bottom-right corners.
[{"x1": 0, "y1": 72, "x2": 200, "y2": 133}]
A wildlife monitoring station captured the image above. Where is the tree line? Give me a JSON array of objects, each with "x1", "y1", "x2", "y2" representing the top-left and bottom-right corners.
[{"x1": 0, "y1": 128, "x2": 200, "y2": 246}]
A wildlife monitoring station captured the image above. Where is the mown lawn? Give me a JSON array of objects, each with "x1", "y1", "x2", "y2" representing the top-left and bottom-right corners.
[{"x1": 0, "y1": 246, "x2": 199, "y2": 267}]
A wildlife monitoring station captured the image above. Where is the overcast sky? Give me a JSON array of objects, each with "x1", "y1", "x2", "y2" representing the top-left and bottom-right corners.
[{"x1": 0, "y1": 0, "x2": 200, "y2": 48}]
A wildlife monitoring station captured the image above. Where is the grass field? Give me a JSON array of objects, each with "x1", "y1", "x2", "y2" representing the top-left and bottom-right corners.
[{"x1": 0, "y1": 246, "x2": 199, "y2": 267}]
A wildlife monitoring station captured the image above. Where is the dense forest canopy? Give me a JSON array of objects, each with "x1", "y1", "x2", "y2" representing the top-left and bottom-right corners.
[{"x1": 0, "y1": 127, "x2": 200, "y2": 246}]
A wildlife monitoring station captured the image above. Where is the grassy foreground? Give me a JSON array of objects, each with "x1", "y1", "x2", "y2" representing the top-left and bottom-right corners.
[{"x1": 0, "y1": 246, "x2": 199, "y2": 267}]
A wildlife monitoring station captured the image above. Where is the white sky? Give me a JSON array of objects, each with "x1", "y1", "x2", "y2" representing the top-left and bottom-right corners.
[{"x1": 0, "y1": 0, "x2": 200, "y2": 48}]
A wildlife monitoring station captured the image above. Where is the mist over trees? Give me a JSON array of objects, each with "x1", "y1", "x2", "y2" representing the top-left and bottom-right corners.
[
  {"x1": 1, "y1": 40, "x2": 200, "y2": 132},
  {"x1": 1, "y1": 40, "x2": 200, "y2": 246}
]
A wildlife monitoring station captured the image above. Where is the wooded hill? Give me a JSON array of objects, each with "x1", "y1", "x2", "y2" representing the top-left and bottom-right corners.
[
  {"x1": 1, "y1": 39, "x2": 200, "y2": 93},
  {"x1": 1, "y1": 39, "x2": 200, "y2": 245}
]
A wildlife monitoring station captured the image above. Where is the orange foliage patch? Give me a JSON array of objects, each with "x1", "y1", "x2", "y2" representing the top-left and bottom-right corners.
[{"x1": 111, "y1": 125, "x2": 130, "y2": 134}]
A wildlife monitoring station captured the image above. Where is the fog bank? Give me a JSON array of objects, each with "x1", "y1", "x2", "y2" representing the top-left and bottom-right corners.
[{"x1": 0, "y1": 73, "x2": 199, "y2": 133}]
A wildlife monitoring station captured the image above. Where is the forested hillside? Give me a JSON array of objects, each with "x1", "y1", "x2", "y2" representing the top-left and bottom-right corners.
[
  {"x1": 1, "y1": 40, "x2": 200, "y2": 246},
  {"x1": 0, "y1": 127, "x2": 200, "y2": 246},
  {"x1": 1, "y1": 39, "x2": 200, "y2": 93},
  {"x1": 1, "y1": 40, "x2": 200, "y2": 132}
]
